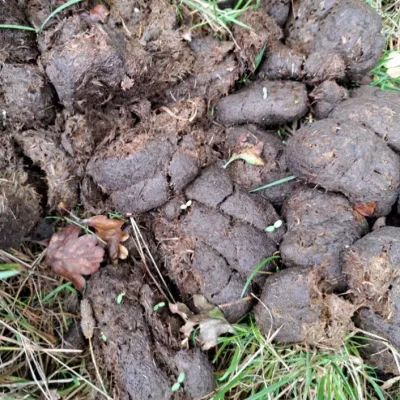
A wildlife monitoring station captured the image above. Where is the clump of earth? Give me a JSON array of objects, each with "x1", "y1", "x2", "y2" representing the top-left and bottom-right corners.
[{"x1": 1, "y1": 0, "x2": 400, "y2": 397}]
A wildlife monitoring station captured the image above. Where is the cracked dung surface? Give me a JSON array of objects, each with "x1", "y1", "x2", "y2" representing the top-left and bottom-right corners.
[{"x1": 154, "y1": 164, "x2": 281, "y2": 322}]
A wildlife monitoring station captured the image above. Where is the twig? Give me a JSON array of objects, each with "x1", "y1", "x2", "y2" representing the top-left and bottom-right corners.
[{"x1": 129, "y1": 217, "x2": 175, "y2": 303}]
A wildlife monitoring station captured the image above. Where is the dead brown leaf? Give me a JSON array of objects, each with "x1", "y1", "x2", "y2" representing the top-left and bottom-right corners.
[
  {"x1": 85, "y1": 215, "x2": 129, "y2": 260},
  {"x1": 170, "y1": 295, "x2": 234, "y2": 350},
  {"x1": 45, "y1": 226, "x2": 105, "y2": 291},
  {"x1": 354, "y1": 201, "x2": 376, "y2": 217}
]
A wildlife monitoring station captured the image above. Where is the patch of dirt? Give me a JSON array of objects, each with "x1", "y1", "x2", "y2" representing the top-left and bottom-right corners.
[
  {"x1": 154, "y1": 164, "x2": 281, "y2": 322},
  {"x1": 286, "y1": 119, "x2": 400, "y2": 216},
  {"x1": 0, "y1": 135, "x2": 41, "y2": 249},
  {"x1": 86, "y1": 264, "x2": 215, "y2": 399},
  {"x1": 216, "y1": 80, "x2": 308, "y2": 126},
  {"x1": 280, "y1": 188, "x2": 368, "y2": 291},
  {"x1": 254, "y1": 268, "x2": 356, "y2": 346}
]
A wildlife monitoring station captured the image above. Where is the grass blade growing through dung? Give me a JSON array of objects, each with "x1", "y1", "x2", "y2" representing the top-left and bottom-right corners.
[
  {"x1": 40, "y1": 0, "x2": 85, "y2": 31},
  {"x1": 249, "y1": 175, "x2": 296, "y2": 193},
  {"x1": 241, "y1": 255, "x2": 280, "y2": 297}
]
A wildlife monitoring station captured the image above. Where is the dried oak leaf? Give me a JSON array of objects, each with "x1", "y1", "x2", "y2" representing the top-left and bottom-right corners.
[
  {"x1": 85, "y1": 215, "x2": 129, "y2": 260},
  {"x1": 354, "y1": 201, "x2": 376, "y2": 217},
  {"x1": 45, "y1": 226, "x2": 105, "y2": 291},
  {"x1": 170, "y1": 295, "x2": 234, "y2": 350}
]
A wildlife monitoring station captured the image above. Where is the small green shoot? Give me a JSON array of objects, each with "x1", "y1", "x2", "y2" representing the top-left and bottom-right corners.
[
  {"x1": 108, "y1": 211, "x2": 124, "y2": 219},
  {"x1": 252, "y1": 46, "x2": 266, "y2": 71},
  {"x1": 100, "y1": 332, "x2": 108, "y2": 342},
  {"x1": 265, "y1": 219, "x2": 283, "y2": 233},
  {"x1": 116, "y1": 292, "x2": 125, "y2": 304},
  {"x1": 262, "y1": 87, "x2": 268, "y2": 99},
  {"x1": 241, "y1": 255, "x2": 280, "y2": 297},
  {"x1": 171, "y1": 372, "x2": 186, "y2": 391},
  {"x1": 153, "y1": 302, "x2": 166, "y2": 311},
  {"x1": 249, "y1": 175, "x2": 296, "y2": 193},
  {"x1": 0, "y1": 263, "x2": 22, "y2": 280}
]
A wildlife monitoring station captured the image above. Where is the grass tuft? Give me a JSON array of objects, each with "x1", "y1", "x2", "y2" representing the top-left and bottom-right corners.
[{"x1": 209, "y1": 316, "x2": 398, "y2": 400}]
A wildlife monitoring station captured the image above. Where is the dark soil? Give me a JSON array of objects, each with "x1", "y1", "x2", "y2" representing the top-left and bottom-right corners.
[{"x1": 2, "y1": 0, "x2": 400, "y2": 392}]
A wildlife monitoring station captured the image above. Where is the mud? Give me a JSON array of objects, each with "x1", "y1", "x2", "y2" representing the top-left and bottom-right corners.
[
  {"x1": 286, "y1": 119, "x2": 400, "y2": 216},
  {"x1": 280, "y1": 188, "x2": 368, "y2": 290},
  {"x1": 254, "y1": 268, "x2": 355, "y2": 346},
  {"x1": 86, "y1": 264, "x2": 215, "y2": 399},
  {"x1": 216, "y1": 80, "x2": 308, "y2": 126}
]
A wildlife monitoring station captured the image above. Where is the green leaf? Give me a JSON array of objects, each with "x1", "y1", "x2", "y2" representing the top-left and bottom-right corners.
[
  {"x1": 265, "y1": 225, "x2": 275, "y2": 233},
  {"x1": 0, "y1": 270, "x2": 20, "y2": 280},
  {"x1": 0, "y1": 24, "x2": 36, "y2": 31},
  {"x1": 116, "y1": 292, "x2": 125, "y2": 304},
  {"x1": 253, "y1": 47, "x2": 265, "y2": 71},
  {"x1": 177, "y1": 372, "x2": 185, "y2": 384},
  {"x1": 171, "y1": 382, "x2": 180, "y2": 392}
]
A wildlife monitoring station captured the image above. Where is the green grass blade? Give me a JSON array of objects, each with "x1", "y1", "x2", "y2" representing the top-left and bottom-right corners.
[
  {"x1": 241, "y1": 255, "x2": 280, "y2": 297},
  {"x1": 0, "y1": 24, "x2": 36, "y2": 31},
  {"x1": 40, "y1": 0, "x2": 85, "y2": 31},
  {"x1": 249, "y1": 175, "x2": 296, "y2": 193},
  {"x1": 42, "y1": 282, "x2": 76, "y2": 303},
  {"x1": 0, "y1": 270, "x2": 21, "y2": 280}
]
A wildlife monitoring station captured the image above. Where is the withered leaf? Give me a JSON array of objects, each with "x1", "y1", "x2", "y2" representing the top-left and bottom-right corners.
[
  {"x1": 225, "y1": 139, "x2": 264, "y2": 168},
  {"x1": 170, "y1": 295, "x2": 234, "y2": 350},
  {"x1": 85, "y1": 215, "x2": 128, "y2": 260},
  {"x1": 354, "y1": 201, "x2": 376, "y2": 217},
  {"x1": 46, "y1": 226, "x2": 104, "y2": 291}
]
